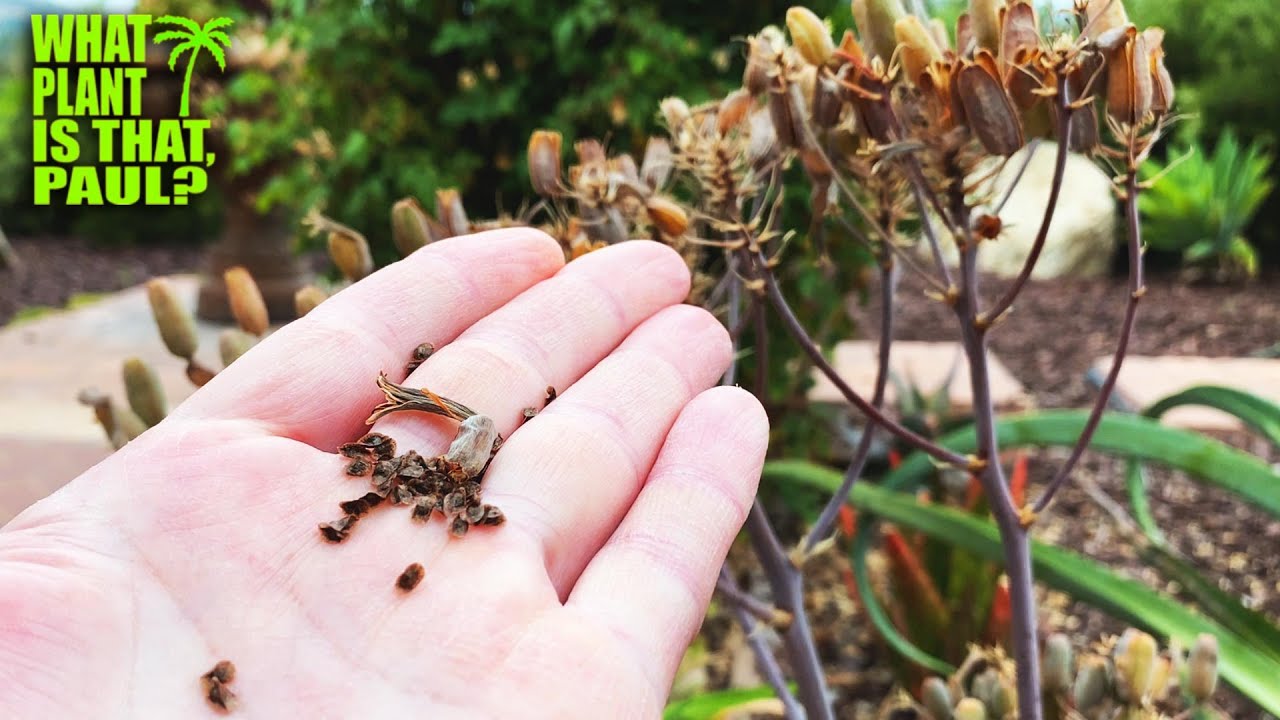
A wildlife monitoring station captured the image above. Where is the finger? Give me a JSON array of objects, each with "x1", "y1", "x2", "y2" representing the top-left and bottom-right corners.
[
  {"x1": 566, "y1": 386, "x2": 767, "y2": 686},
  {"x1": 366, "y1": 240, "x2": 692, "y2": 460},
  {"x1": 172, "y1": 229, "x2": 564, "y2": 448},
  {"x1": 481, "y1": 304, "x2": 731, "y2": 596}
]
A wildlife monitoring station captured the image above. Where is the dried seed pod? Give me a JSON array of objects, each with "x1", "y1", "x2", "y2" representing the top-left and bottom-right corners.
[
  {"x1": 527, "y1": 130, "x2": 564, "y2": 197},
  {"x1": 293, "y1": 285, "x2": 327, "y2": 317},
  {"x1": 717, "y1": 88, "x2": 754, "y2": 135},
  {"x1": 787, "y1": 7, "x2": 834, "y2": 67},
  {"x1": 223, "y1": 266, "x2": 269, "y2": 336},
  {"x1": 327, "y1": 225, "x2": 374, "y2": 282},
  {"x1": 660, "y1": 96, "x2": 692, "y2": 131},
  {"x1": 396, "y1": 562, "x2": 425, "y2": 592},
  {"x1": 435, "y1": 189, "x2": 470, "y2": 238},
  {"x1": 954, "y1": 52, "x2": 1025, "y2": 155},
  {"x1": 810, "y1": 71, "x2": 843, "y2": 128},
  {"x1": 146, "y1": 278, "x2": 198, "y2": 360},
  {"x1": 122, "y1": 356, "x2": 167, "y2": 427},
  {"x1": 1084, "y1": 0, "x2": 1129, "y2": 40},
  {"x1": 969, "y1": 0, "x2": 1000, "y2": 51},
  {"x1": 895, "y1": 15, "x2": 943, "y2": 85},
  {"x1": 1103, "y1": 25, "x2": 1152, "y2": 126},
  {"x1": 390, "y1": 197, "x2": 436, "y2": 256},
  {"x1": 953, "y1": 698, "x2": 986, "y2": 720},
  {"x1": 746, "y1": 108, "x2": 778, "y2": 171},
  {"x1": 1144, "y1": 27, "x2": 1174, "y2": 116},
  {"x1": 921, "y1": 677, "x2": 953, "y2": 720},
  {"x1": 1186, "y1": 633, "x2": 1219, "y2": 702},
  {"x1": 1115, "y1": 628, "x2": 1158, "y2": 701},
  {"x1": 767, "y1": 77, "x2": 808, "y2": 149},
  {"x1": 640, "y1": 137, "x2": 673, "y2": 190},
  {"x1": 743, "y1": 34, "x2": 774, "y2": 97},
  {"x1": 1073, "y1": 656, "x2": 1111, "y2": 710},
  {"x1": 956, "y1": 12, "x2": 975, "y2": 55},
  {"x1": 449, "y1": 515, "x2": 470, "y2": 538},
  {"x1": 444, "y1": 414, "x2": 500, "y2": 477},
  {"x1": 185, "y1": 361, "x2": 216, "y2": 387},
  {"x1": 1000, "y1": 2, "x2": 1039, "y2": 67},
  {"x1": 1042, "y1": 633, "x2": 1074, "y2": 692},
  {"x1": 319, "y1": 515, "x2": 356, "y2": 542},
  {"x1": 645, "y1": 196, "x2": 690, "y2": 238},
  {"x1": 218, "y1": 328, "x2": 256, "y2": 368},
  {"x1": 856, "y1": 0, "x2": 907, "y2": 62}
]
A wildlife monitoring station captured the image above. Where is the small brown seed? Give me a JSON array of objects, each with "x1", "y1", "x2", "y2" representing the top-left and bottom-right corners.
[
  {"x1": 345, "y1": 458, "x2": 372, "y2": 477},
  {"x1": 201, "y1": 661, "x2": 238, "y2": 712},
  {"x1": 449, "y1": 516, "x2": 470, "y2": 538},
  {"x1": 319, "y1": 516, "x2": 356, "y2": 542},
  {"x1": 396, "y1": 562, "x2": 425, "y2": 592},
  {"x1": 465, "y1": 503, "x2": 486, "y2": 523},
  {"x1": 480, "y1": 504, "x2": 506, "y2": 526}
]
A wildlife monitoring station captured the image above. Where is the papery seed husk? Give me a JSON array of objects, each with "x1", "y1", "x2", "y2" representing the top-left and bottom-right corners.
[
  {"x1": 744, "y1": 34, "x2": 774, "y2": 97},
  {"x1": 956, "y1": 12, "x2": 975, "y2": 55},
  {"x1": 640, "y1": 137, "x2": 673, "y2": 190},
  {"x1": 811, "y1": 71, "x2": 843, "y2": 128},
  {"x1": 767, "y1": 77, "x2": 808, "y2": 149},
  {"x1": 645, "y1": 196, "x2": 690, "y2": 238},
  {"x1": 327, "y1": 228, "x2": 374, "y2": 282},
  {"x1": 527, "y1": 130, "x2": 564, "y2": 197},
  {"x1": 223, "y1": 266, "x2": 269, "y2": 336},
  {"x1": 435, "y1": 189, "x2": 470, "y2": 238},
  {"x1": 858, "y1": 0, "x2": 908, "y2": 62},
  {"x1": 955, "y1": 55, "x2": 1025, "y2": 156},
  {"x1": 1144, "y1": 27, "x2": 1174, "y2": 116},
  {"x1": 293, "y1": 285, "x2": 327, "y2": 317},
  {"x1": 1084, "y1": 0, "x2": 1129, "y2": 40},
  {"x1": 660, "y1": 97, "x2": 692, "y2": 132},
  {"x1": 717, "y1": 88, "x2": 754, "y2": 135},
  {"x1": 969, "y1": 0, "x2": 1000, "y2": 51},
  {"x1": 786, "y1": 7, "x2": 835, "y2": 67},
  {"x1": 444, "y1": 414, "x2": 500, "y2": 477},
  {"x1": 146, "y1": 278, "x2": 198, "y2": 360},
  {"x1": 1187, "y1": 633, "x2": 1219, "y2": 702},
  {"x1": 1000, "y1": 2, "x2": 1039, "y2": 68},
  {"x1": 122, "y1": 356, "x2": 167, "y2": 427},
  {"x1": 894, "y1": 15, "x2": 943, "y2": 85},
  {"x1": 391, "y1": 197, "x2": 436, "y2": 256},
  {"x1": 1104, "y1": 26, "x2": 1151, "y2": 126}
]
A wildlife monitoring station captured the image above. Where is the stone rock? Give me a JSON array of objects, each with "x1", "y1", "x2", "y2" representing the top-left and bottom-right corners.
[
  {"x1": 1092, "y1": 355, "x2": 1280, "y2": 432},
  {"x1": 926, "y1": 141, "x2": 1117, "y2": 279},
  {"x1": 809, "y1": 340, "x2": 1033, "y2": 415}
]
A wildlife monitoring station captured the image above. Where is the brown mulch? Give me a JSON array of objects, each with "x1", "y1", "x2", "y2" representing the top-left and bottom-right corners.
[{"x1": 0, "y1": 236, "x2": 205, "y2": 326}]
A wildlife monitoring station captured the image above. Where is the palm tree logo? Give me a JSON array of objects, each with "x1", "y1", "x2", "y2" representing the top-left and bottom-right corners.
[{"x1": 152, "y1": 16, "x2": 234, "y2": 118}]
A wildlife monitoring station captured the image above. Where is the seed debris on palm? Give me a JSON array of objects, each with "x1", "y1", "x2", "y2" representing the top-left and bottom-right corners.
[{"x1": 319, "y1": 372, "x2": 505, "y2": 543}]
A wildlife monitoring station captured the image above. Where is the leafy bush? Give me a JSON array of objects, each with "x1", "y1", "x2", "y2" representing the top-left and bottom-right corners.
[{"x1": 1139, "y1": 132, "x2": 1274, "y2": 279}]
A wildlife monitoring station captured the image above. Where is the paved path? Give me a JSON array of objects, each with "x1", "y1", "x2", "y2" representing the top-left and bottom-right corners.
[{"x1": 0, "y1": 276, "x2": 222, "y2": 524}]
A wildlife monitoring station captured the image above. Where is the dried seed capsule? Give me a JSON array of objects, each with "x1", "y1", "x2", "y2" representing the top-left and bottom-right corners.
[
  {"x1": 645, "y1": 196, "x2": 690, "y2": 238},
  {"x1": 1000, "y1": 2, "x2": 1039, "y2": 67},
  {"x1": 396, "y1": 562, "x2": 425, "y2": 592},
  {"x1": 1083, "y1": 0, "x2": 1128, "y2": 40},
  {"x1": 767, "y1": 78, "x2": 808, "y2": 149},
  {"x1": 895, "y1": 15, "x2": 942, "y2": 85},
  {"x1": 449, "y1": 515, "x2": 470, "y2": 538},
  {"x1": 527, "y1": 130, "x2": 564, "y2": 197},
  {"x1": 969, "y1": 0, "x2": 1000, "y2": 51},
  {"x1": 1042, "y1": 633, "x2": 1074, "y2": 692},
  {"x1": 218, "y1": 328, "x2": 256, "y2": 368},
  {"x1": 122, "y1": 356, "x2": 167, "y2": 427},
  {"x1": 1072, "y1": 656, "x2": 1111, "y2": 710},
  {"x1": 659, "y1": 97, "x2": 692, "y2": 132},
  {"x1": 390, "y1": 197, "x2": 436, "y2": 257},
  {"x1": 921, "y1": 677, "x2": 953, "y2": 720},
  {"x1": 743, "y1": 34, "x2": 774, "y2": 97},
  {"x1": 810, "y1": 71, "x2": 843, "y2": 128},
  {"x1": 444, "y1": 415, "x2": 499, "y2": 477},
  {"x1": 1115, "y1": 628, "x2": 1158, "y2": 701},
  {"x1": 954, "y1": 51, "x2": 1025, "y2": 156},
  {"x1": 327, "y1": 226, "x2": 374, "y2": 282},
  {"x1": 640, "y1": 137, "x2": 672, "y2": 190},
  {"x1": 435, "y1": 188, "x2": 470, "y2": 238},
  {"x1": 717, "y1": 88, "x2": 754, "y2": 135},
  {"x1": 1144, "y1": 27, "x2": 1174, "y2": 116},
  {"x1": 1102, "y1": 25, "x2": 1152, "y2": 126},
  {"x1": 956, "y1": 12, "x2": 975, "y2": 55},
  {"x1": 1186, "y1": 633, "x2": 1219, "y2": 702},
  {"x1": 953, "y1": 698, "x2": 986, "y2": 720},
  {"x1": 293, "y1": 285, "x2": 327, "y2": 317},
  {"x1": 855, "y1": 0, "x2": 907, "y2": 62},
  {"x1": 223, "y1": 266, "x2": 269, "y2": 336},
  {"x1": 146, "y1": 278, "x2": 198, "y2": 360},
  {"x1": 787, "y1": 7, "x2": 835, "y2": 67}
]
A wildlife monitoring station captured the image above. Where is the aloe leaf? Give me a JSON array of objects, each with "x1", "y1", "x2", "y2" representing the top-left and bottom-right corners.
[
  {"x1": 765, "y1": 460, "x2": 1280, "y2": 715},
  {"x1": 1142, "y1": 385, "x2": 1280, "y2": 448},
  {"x1": 885, "y1": 412, "x2": 1280, "y2": 519},
  {"x1": 1124, "y1": 460, "x2": 1165, "y2": 543}
]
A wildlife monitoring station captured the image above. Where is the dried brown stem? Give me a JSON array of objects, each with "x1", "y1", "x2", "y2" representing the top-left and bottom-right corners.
[
  {"x1": 367, "y1": 373, "x2": 478, "y2": 424},
  {"x1": 716, "y1": 568, "x2": 804, "y2": 719}
]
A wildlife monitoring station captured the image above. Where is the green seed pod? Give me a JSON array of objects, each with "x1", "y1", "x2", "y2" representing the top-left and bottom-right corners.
[
  {"x1": 921, "y1": 677, "x2": 953, "y2": 720},
  {"x1": 122, "y1": 357, "x2": 167, "y2": 427},
  {"x1": 1186, "y1": 633, "x2": 1219, "y2": 703},
  {"x1": 855, "y1": 0, "x2": 908, "y2": 62},
  {"x1": 223, "y1": 266, "x2": 269, "y2": 336},
  {"x1": 146, "y1": 278, "x2": 198, "y2": 360},
  {"x1": 954, "y1": 697, "x2": 986, "y2": 720},
  {"x1": 328, "y1": 227, "x2": 374, "y2": 282},
  {"x1": 115, "y1": 402, "x2": 148, "y2": 443},
  {"x1": 219, "y1": 328, "x2": 257, "y2": 368},
  {"x1": 786, "y1": 7, "x2": 835, "y2": 67},
  {"x1": 970, "y1": 669, "x2": 1001, "y2": 716},
  {"x1": 1042, "y1": 633, "x2": 1074, "y2": 693},
  {"x1": 294, "y1": 285, "x2": 328, "y2": 317},
  {"x1": 1072, "y1": 657, "x2": 1111, "y2": 711},
  {"x1": 391, "y1": 197, "x2": 436, "y2": 256}
]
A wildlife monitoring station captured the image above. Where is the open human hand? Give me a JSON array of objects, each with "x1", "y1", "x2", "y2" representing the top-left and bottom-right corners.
[{"x1": 0, "y1": 230, "x2": 768, "y2": 719}]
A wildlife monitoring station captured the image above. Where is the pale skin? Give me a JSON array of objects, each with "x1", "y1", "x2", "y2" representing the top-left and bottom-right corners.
[{"x1": 0, "y1": 231, "x2": 769, "y2": 719}]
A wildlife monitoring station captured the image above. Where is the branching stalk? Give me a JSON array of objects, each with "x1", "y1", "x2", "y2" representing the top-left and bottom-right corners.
[{"x1": 717, "y1": 568, "x2": 805, "y2": 719}]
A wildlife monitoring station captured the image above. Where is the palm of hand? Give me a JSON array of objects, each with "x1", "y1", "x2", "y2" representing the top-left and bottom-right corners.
[{"x1": 0, "y1": 232, "x2": 768, "y2": 719}]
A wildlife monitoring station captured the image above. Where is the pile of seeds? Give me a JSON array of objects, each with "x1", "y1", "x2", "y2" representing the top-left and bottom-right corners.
[{"x1": 319, "y1": 425, "x2": 506, "y2": 542}]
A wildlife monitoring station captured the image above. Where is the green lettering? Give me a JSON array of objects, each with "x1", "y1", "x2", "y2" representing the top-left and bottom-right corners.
[
  {"x1": 124, "y1": 68, "x2": 147, "y2": 116},
  {"x1": 74, "y1": 14, "x2": 102, "y2": 64},
  {"x1": 102, "y1": 15, "x2": 131, "y2": 63},
  {"x1": 128, "y1": 16, "x2": 151, "y2": 62},
  {"x1": 120, "y1": 119, "x2": 151, "y2": 162},
  {"x1": 31, "y1": 15, "x2": 73, "y2": 63},
  {"x1": 31, "y1": 68, "x2": 54, "y2": 117},
  {"x1": 67, "y1": 167, "x2": 103, "y2": 205},
  {"x1": 49, "y1": 119, "x2": 79, "y2": 162},
  {"x1": 92, "y1": 119, "x2": 119, "y2": 162},
  {"x1": 154, "y1": 120, "x2": 186, "y2": 163},
  {"x1": 104, "y1": 166, "x2": 141, "y2": 205},
  {"x1": 33, "y1": 167, "x2": 67, "y2": 205}
]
